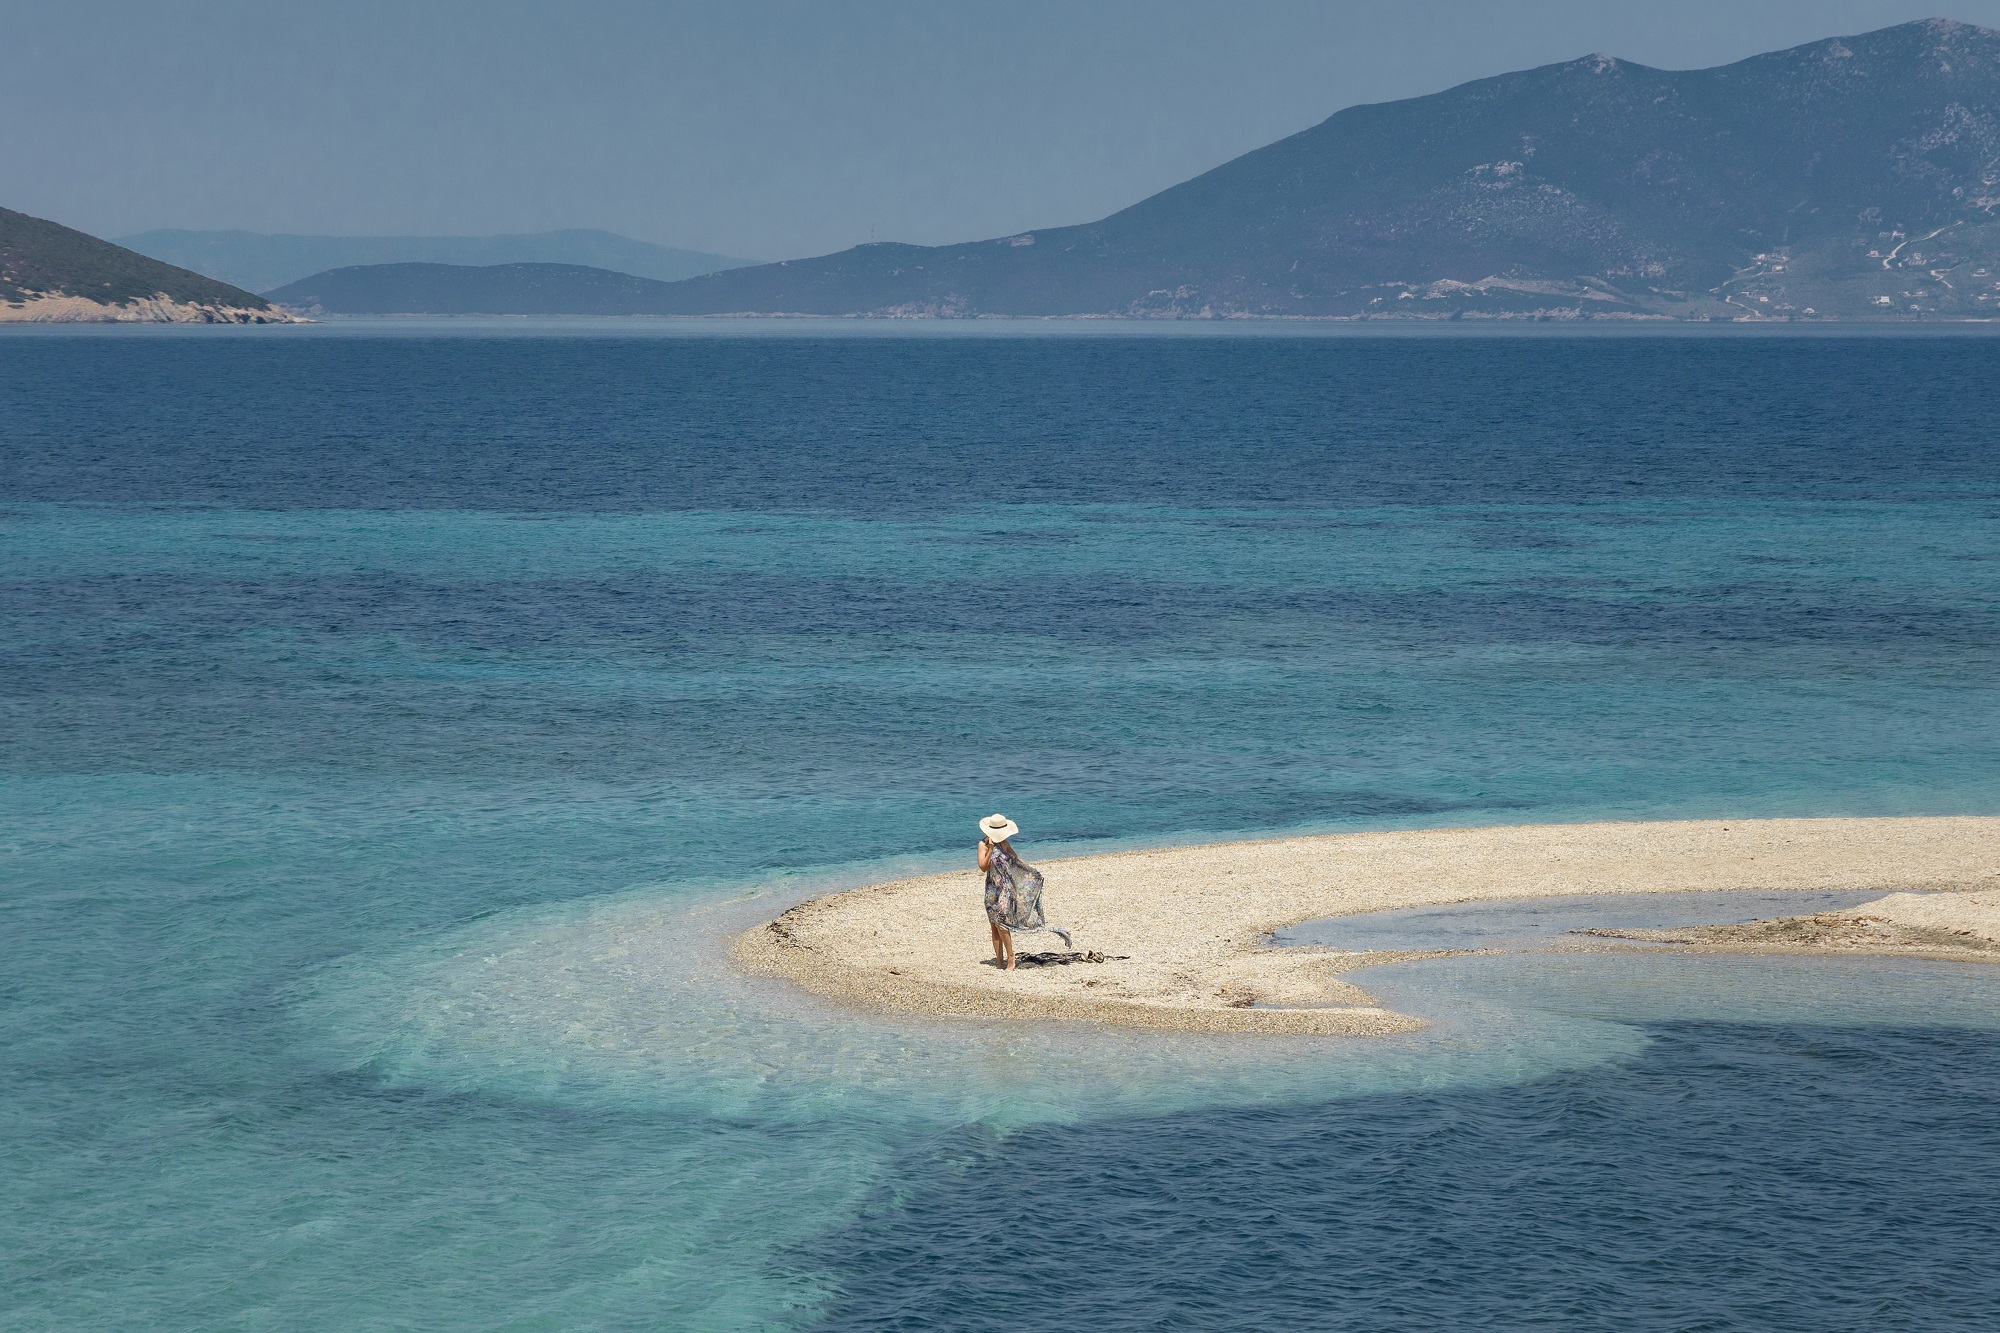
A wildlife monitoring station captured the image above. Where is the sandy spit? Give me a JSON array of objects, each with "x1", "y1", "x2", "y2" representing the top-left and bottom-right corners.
[
  {"x1": 1579, "y1": 887, "x2": 2000, "y2": 958},
  {"x1": 731, "y1": 817, "x2": 2000, "y2": 1036}
]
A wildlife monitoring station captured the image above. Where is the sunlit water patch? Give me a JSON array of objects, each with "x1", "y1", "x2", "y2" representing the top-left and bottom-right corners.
[
  {"x1": 298, "y1": 873, "x2": 1653, "y2": 1130},
  {"x1": 308, "y1": 882, "x2": 2000, "y2": 1130},
  {"x1": 293, "y1": 872, "x2": 1659, "y2": 1328},
  {"x1": 296, "y1": 879, "x2": 2000, "y2": 1329}
]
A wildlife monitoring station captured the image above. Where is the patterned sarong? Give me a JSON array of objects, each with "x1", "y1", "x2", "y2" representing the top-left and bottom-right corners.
[{"x1": 983, "y1": 846, "x2": 1073, "y2": 949}]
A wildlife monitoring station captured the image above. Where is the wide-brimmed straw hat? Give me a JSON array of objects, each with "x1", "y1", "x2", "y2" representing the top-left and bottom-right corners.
[{"x1": 979, "y1": 813, "x2": 1019, "y2": 844}]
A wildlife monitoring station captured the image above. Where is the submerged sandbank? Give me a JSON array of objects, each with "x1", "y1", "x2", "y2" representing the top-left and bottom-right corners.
[
  {"x1": 1579, "y1": 886, "x2": 2000, "y2": 957},
  {"x1": 732, "y1": 817, "x2": 2000, "y2": 1035}
]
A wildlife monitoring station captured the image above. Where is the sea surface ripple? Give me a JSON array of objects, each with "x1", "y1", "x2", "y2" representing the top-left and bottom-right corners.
[{"x1": 4, "y1": 325, "x2": 1999, "y2": 1329}]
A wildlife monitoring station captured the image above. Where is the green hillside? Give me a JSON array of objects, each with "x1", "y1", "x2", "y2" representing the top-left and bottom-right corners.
[{"x1": 1, "y1": 207, "x2": 272, "y2": 310}]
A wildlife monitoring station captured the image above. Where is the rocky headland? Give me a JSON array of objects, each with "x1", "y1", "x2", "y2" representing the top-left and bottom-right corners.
[{"x1": 1, "y1": 206, "x2": 295, "y2": 324}]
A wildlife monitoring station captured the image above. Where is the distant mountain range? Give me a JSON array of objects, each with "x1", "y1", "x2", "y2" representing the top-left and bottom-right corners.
[
  {"x1": 92, "y1": 18, "x2": 2000, "y2": 322},
  {"x1": 567, "y1": 17, "x2": 1998, "y2": 320},
  {"x1": 265, "y1": 262, "x2": 703, "y2": 316},
  {"x1": 115, "y1": 229, "x2": 759, "y2": 294},
  {"x1": 1, "y1": 207, "x2": 289, "y2": 323}
]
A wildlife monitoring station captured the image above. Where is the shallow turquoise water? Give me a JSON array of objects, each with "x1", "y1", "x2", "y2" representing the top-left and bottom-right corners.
[{"x1": 4, "y1": 329, "x2": 2000, "y2": 1328}]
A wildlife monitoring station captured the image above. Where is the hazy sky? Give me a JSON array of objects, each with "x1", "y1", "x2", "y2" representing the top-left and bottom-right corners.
[{"x1": 8, "y1": 1, "x2": 2000, "y2": 260}]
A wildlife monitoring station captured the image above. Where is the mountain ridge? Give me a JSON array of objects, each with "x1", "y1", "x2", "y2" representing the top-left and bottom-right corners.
[
  {"x1": 265, "y1": 262, "x2": 700, "y2": 316},
  {"x1": 632, "y1": 17, "x2": 2000, "y2": 320},
  {"x1": 117, "y1": 228, "x2": 758, "y2": 294}
]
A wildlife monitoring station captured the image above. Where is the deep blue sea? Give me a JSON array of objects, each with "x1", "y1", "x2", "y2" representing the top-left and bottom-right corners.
[{"x1": 5, "y1": 322, "x2": 2000, "y2": 1330}]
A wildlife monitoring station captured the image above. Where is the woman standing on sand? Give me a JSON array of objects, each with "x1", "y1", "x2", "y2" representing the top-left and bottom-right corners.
[{"x1": 978, "y1": 813, "x2": 1070, "y2": 969}]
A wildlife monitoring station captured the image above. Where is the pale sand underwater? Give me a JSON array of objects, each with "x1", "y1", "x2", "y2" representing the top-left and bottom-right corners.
[{"x1": 733, "y1": 817, "x2": 2000, "y2": 1035}]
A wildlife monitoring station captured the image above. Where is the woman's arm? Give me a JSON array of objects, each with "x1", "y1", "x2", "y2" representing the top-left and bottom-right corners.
[{"x1": 977, "y1": 840, "x2": 991, "y2": 872}]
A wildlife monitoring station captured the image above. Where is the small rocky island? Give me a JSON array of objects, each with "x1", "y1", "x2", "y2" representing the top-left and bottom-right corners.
[{"x1": 1, "y1": 206, "x2": 295, "y2": 324}]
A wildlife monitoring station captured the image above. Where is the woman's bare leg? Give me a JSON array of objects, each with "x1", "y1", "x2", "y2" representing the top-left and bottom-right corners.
[
  {"x1": 1001, "y1": 928, "x2": 1015, "y2": 970},
  {"x1": 990, "y1": 922, "x2": 1008, "y2": 964}
]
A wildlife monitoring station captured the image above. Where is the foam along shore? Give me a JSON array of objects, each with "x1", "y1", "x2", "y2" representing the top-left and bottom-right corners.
[{"x1": 732, "y1": 817, "x2": 2000, "y2": 1036}]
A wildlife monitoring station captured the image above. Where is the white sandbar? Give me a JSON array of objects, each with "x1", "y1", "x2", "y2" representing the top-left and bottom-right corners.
[{"x1": 732, "y1": 817, "x2": 2000, "y2": 1035}]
